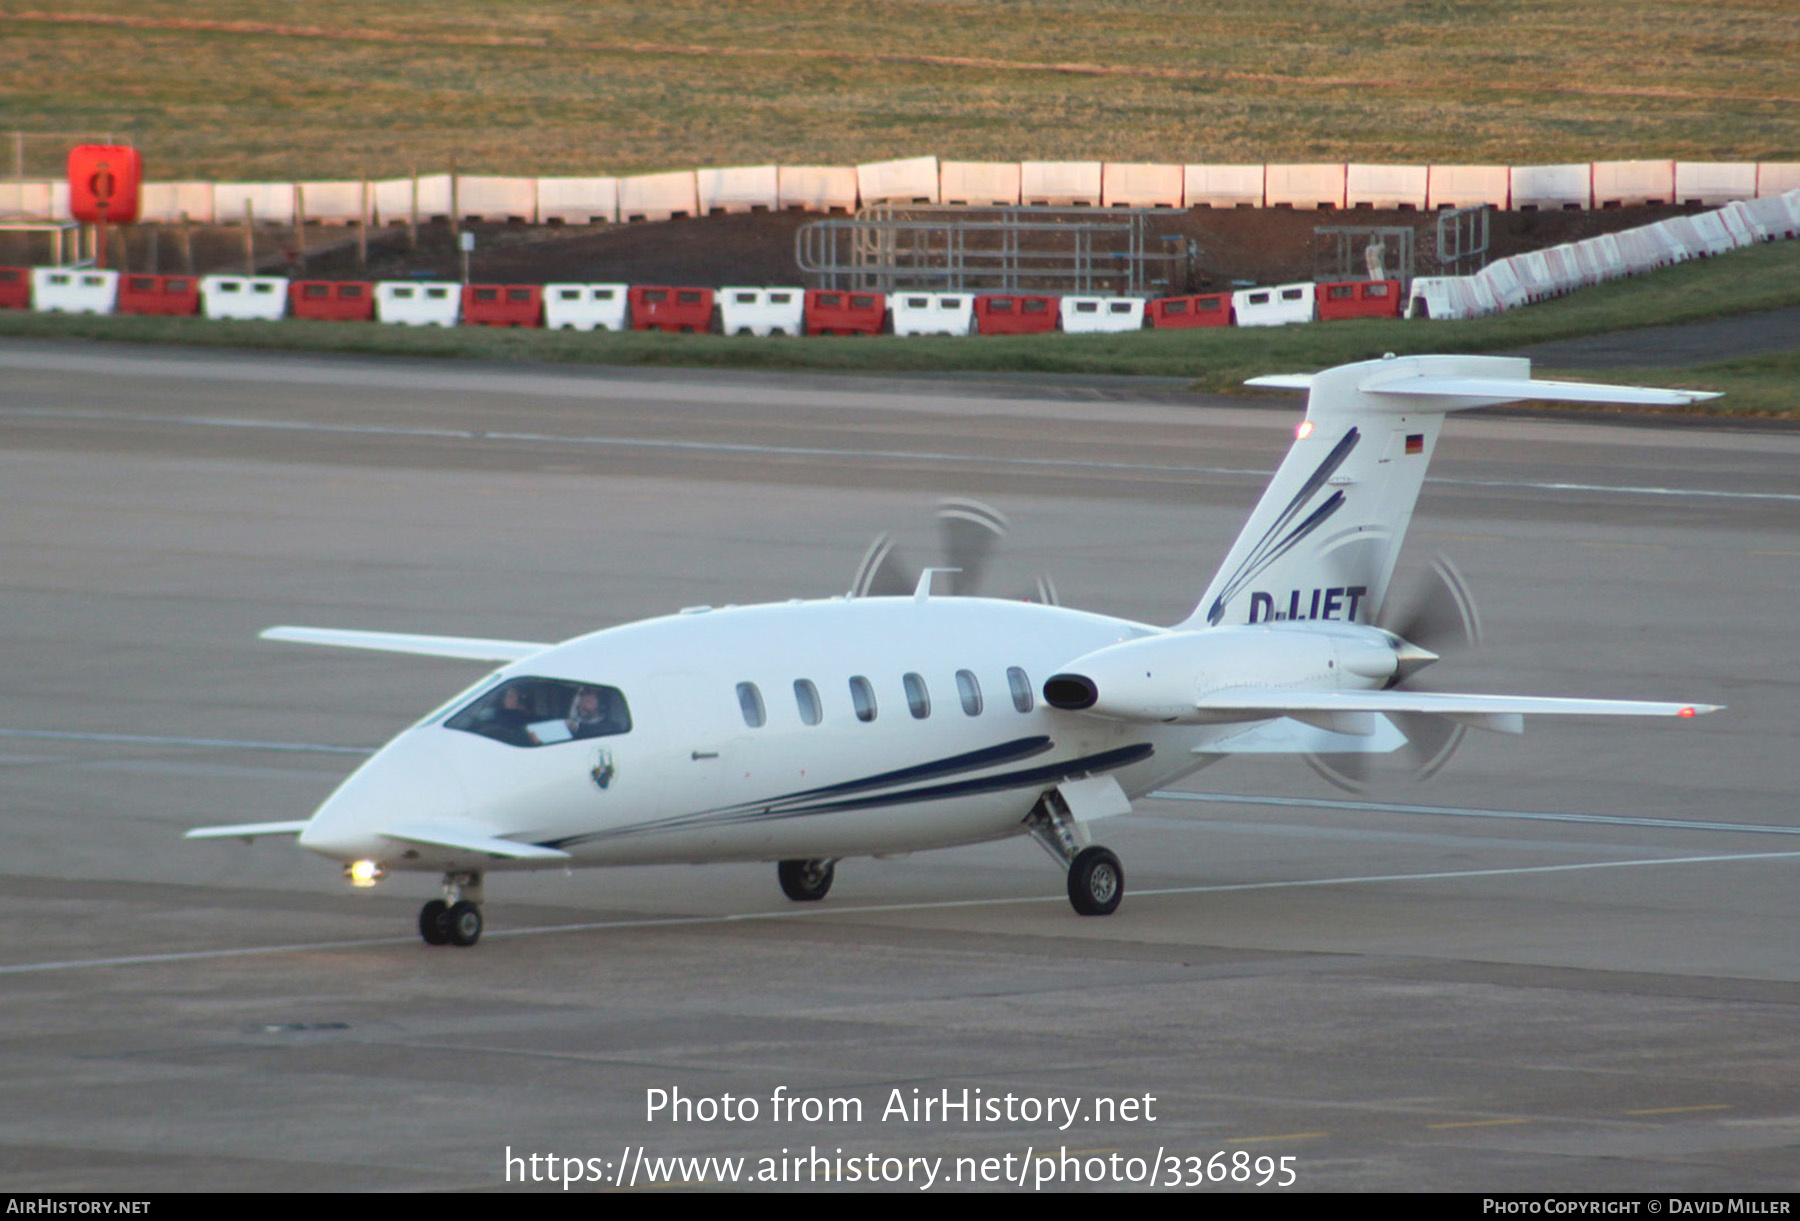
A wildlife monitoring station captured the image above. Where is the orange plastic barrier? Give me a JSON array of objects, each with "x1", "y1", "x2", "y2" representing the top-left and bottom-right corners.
[
  {"x1": 629, "y1": 286, "x2": 714, "y2": 332},
  {"x1": 1314, "y1": 280, "x2": 1402, "y2": 321},
  {"x1": 116, "y1": 274, "x2": 200, "y2": 317},
  {"x1": 803, "y1": 289, "x2": 886, "y2": 335},
  {"x1": 461, "y1": 284, "x2": 543, "y2": 328},
  {"x1": 1146, "y1": 293, "x2": 1233, "y2": 328},
  {"x1": 972, "y1": 294, "x2": 1059, "y2": 335},
  {"x1": 290, "y1": 280, "x2": 376, "y2": 322},
  {"x1": 0, "y1": 267, "x2": 29, "y2": 310}
]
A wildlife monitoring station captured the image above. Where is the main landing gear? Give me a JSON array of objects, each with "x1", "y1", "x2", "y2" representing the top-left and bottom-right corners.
[
  {"x1": 419, "y1": 871, "x2": 484, "y2": 947},
  {"x1": 1027, "y1": 790, "x2": 1125, "y2": 916},
  {"x1": 777, "y1": 858, "x2": 836, "y2": 902}
]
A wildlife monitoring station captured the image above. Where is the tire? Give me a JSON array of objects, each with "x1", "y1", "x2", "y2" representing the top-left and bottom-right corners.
[
  {"x1": 418, "y1": 899, "x2": 450, "y2": 946},
  {"x1": 1067, "y1": 846, "x2": 1123, "y2": 916},
  {"x1": 777, "y1": 858, "x2": 835, "y2": 902},
  {"x1": 446, "y1": 900, "x2": 483, "y2": 947}
]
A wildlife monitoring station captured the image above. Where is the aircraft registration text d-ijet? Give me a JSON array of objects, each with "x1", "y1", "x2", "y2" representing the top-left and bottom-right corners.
[{"x1": 187, "y1": 355, "x2": 1722, "y2": 946}]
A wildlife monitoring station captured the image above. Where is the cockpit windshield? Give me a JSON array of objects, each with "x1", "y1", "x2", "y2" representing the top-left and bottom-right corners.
[{"x1": 444, "y1": 677, "x2": 631, "y2": 747}]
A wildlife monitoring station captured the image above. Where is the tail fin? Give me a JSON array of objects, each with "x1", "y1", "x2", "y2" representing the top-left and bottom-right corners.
[{"x1": 1183, "y1": 354, "x2": 1717, "y2": 630}]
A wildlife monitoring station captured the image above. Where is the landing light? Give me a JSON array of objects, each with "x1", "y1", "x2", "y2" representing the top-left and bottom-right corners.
[
  {"x1": 346, "y1": 859, "x2": 386, "y2": 888},
  {"x1": 1677, "y1": 706, "x2": 1696, "y2": 718},
  {"x1": 1296, "y1": 420, "x2": 1315, "y2": 440}
]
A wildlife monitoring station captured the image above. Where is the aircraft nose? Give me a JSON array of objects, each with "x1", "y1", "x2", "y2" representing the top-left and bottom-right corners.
[{"x1": 298, "y1": 730, "x2": 469, "y2": 861}]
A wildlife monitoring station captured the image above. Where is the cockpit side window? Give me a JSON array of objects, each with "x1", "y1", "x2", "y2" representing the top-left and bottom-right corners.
[{"x1": 445, "y1": 677, "x2": 631, "y2": 747}]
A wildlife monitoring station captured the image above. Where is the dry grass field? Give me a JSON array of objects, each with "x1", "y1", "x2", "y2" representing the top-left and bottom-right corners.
[{"x1": 3, "y1": 1, "x2": 1796, "y2": 180}]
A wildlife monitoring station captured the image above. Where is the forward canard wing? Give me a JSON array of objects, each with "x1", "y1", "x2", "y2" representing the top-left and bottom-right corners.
[{"x1": 260, "y1": 626, "x2": 550, "y2": 662}]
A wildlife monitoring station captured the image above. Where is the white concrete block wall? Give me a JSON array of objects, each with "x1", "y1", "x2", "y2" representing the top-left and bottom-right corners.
[
  {"x1": 1264, "y1": 164, "x2": 1345, "y2": 209},
  {"x1": 1426, "y1": 165, "x2": 1510, "y2": 209},
  {"x1": 537, "y1": 178, "x2": 619, "y2": 224},
  {"x1": 1182, "y1": 165, "x2": 1263, "y2": 208},
  {"x1": 939, "y1": 162, "x2": 1020, "y2": 206},
  {"x1": 1345, "y1": 164, "x2": 1427, "y2": 209},
  {"x1": 1020, "y1": 161, "x2": 1102, "y2": 206},
  {"x1": 1510, "y1": 164, "x2": 1588, "y2": 210},
  {"x1": 856, "y1": 157, "x2": 939, "y2": 204},
  {"x1": 696, "y1": 166, "x2": 778, "y2": 214},
  {"x1": 619, "y1": 171, "x2": 699, "y2": 222},
  {"x1": 1100, "y1": 163, "x2": 1183, "y2": 208}
]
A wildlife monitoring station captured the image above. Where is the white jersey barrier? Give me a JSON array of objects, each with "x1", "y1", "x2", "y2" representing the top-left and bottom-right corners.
[
  {"x1": 139, "y1": 183, "x2": 214, "y2": 223},
  {"x1": 619, "y1": 172, "x2": 698, "y2": 223},
  {"x1": 1184, "y1": 164, "x2": 1263, "y2": 208},
  {"x1": 537, "y1": 178, "x2": 619, "y2": 225},
  {"x1": 1021, "y1": 161, "x2": 1102, "y2": 206},
  {"x1": 0, "y1": 181, "x2": 69, "y2": 221},
  {"x1": 456, "y1": 177, "x2": 535, "y2": 223},
  {"x1": 1059, "y1": 296, "x2": 1145, "y2": 333},
  {"x1": 1232, "y1": 283, "x2": 1314, "y2": 326},
  {"x1": 1101, "y1": 163, "x2": 1183, "y2": 208},
  {"x1": 200, "y1": 276, "x2": 287, "y2": 320},
  {"x1": 718, "y1": 286, "x2": 804, "y2": 336},
  {"x1": 778, "y1": 166, "x2": 858, "y2": 212},
  {"x1": 1346, "y1": 164, "x2": 1427, "y2": 210},
  {"x1": 696, "y1": 166, "x2": 778, "y2": 214},
  {"x1": 376, "y1": 281, "x2": 460, "y2": 327},
  {"x1": 213, "y1": 183, "x2": 295, "y2": 225},
  {"x1": 1511, "y1": 164, "x2": 1588, "y2": 210},
  {"x1": 939, "y1": 162, "x2": 1020, "y2": 206},
  {"x1": 1264, "y1": 164, "x2": 1344, "y2": 209},
  {"x1": 1677, "y1": 162, "x2": 1759, "y2": 207},
  {"x1": 1426, "y1": 165, "x2": 1510, "y2": 210},
  {"x1": 373, "y1": 174, "x2": 453, "y2": 224},
  {"x1": 857, "y1": 157, "x2": 939, "y2": 205},
  {"x1": 31, "y1": 268, "x2": 117, "y2": 314},
  {"x1": 543, "y1": 283, "x2": 629, "y2": 331},
  {"x1": 296, "y1": 181, "x2": 369, "y2": 225},
  {"x1": 890, "y1": 292, "x2": 974, "y2": 336},
  {"x1": 1592, "y1": 160, "x2": 1674, "y2": 208}
]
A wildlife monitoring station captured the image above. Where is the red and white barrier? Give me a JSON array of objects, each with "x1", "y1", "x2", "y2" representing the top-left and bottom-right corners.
[
  {"x1": 696, "y1": 167, "x2": 778, "y2": 215},
  {"x1": 629, "y1": 286, "x2": 713, "y2": 331},
  {"x1": 543, "y1": 283, "x2": 629, "y2": 331},
  {"x1": 718, "y1": 287, "x2": 804, "y2": 336},
  {"x1": 290, "y1": 281, "x2": 376, "y2": 322},
  {"x1": 118, "y1": 274, "x2": 200, "y2": 316},
  {"x1": 891, "y1": 292, "x2": 974, "y2": 336},
  {"x1": 973, "y1": 294, "x2": 1058, "y2": 334},
  {"x1": 376, "y1": 281, "x2": 460, "y2": 326},
  {"x1": 857, "y1": 157, "x2": 939, "y2": 205},
  {"x1": 804, "y1": 289, "x2": 886, "y2": 335},
  {"x1": 1146, "y1": 293, "x2": 1232, "y2": 327},
  {"x1": 1059, "y1": 295, "x2": 1144, "y2": 332},
  {"x1": 1231, "y1": 282, "x2": 1314, "y2": 326},
  {"x1": 537, "y1": 178, "x2": 620, "y2": 225},
  {"x1": 462, "y1": 284, "x2": 542, "y2": 327},
  {"x1": 1315, "y1": 280, "x2": 1402, "y2": 320},
  {"x1": 200, "y1": 275, "x2": 287, "y2": 320},
  {"x1": 31, "y1": 268, "x2": 116, "y2": 313}
]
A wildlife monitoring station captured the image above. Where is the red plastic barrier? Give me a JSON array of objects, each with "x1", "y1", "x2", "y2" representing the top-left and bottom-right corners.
[
  {"x1": 629, "y1": 286, "x2": 714, "y2": 332},
  {"x1": 290, "y1": 280, "x2": 376, "y2": 322},
  {"x1": 804, "y1": 289, "x2": 886, "y2": 335},
  {"x1": 68, "y1": 145, "x2": 143, "y2": 225},
  {"x1": 1146, "y1": 293, "x2": 1233, "y2": 328},
  {"x1": 0, "y1": 267, "x2": 29, "y2": 310},
  {"x1": 1314, "y1": 280, "x2": 1402, "y2": 321},
  {"x1": 116, "y1": 274, "x2": 200, "y2": 317},
  {"x1": 972, "y1": 294, "x2": 1059, "y2": 335},
  {"x1": 462, "y1": 284, "x2": 543, "y2": 328}
]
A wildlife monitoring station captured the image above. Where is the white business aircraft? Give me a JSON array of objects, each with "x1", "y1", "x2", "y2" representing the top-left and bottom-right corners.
[{"x1": 187, "y1": 354, "x2": 1722, "y2": 947}]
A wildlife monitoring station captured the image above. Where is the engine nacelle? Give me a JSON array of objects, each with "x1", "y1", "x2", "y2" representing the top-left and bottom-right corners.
[{"x1": 1043, "y1": 624, "x2": 1400, "y2": 723}]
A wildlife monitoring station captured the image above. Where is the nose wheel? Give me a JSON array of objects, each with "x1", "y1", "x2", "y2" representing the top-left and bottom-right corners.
[{"x1": 418, "y1": 872, "x2": 484, "y2": 946}]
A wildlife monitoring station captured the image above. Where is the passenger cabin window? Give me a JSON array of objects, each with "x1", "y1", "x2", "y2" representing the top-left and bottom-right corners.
[
  {"x1": 794, "y1": 679, "x2": 822, "y2": 726},
  {"x1": 956, "y1": 670, "x2": 983, "y2": 716},
  {"x1": 1007, "y1": 666, "x2": 1034, "y2": 713},
  {"x1": 737, "y1": 682, "x2": 766, "y2": 728},
  {"x1": 849, "y1": 676, "x2": 877, "y2": 722},
  {"x1": 904, "y1": 673, "x2": 931, "y2": 719},
  {"x1": 445, "y1": 677, "x2": 631, "y2": 747}
]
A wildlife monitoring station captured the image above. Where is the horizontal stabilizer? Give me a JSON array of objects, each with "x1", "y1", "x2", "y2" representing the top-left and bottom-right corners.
[
  {"x1": 380, "y1": 824, "x2": 572, "y2": 861},
  {"x1": 1366, "y1": 376, "x2": 1719, "y2": 408},
  {"x1": 261, "y1": 626, "x2": 548, "y2": 662},
  {"x1": 1195, "y1": 688, "x2": 1721, "y2": 724},
  {"x1": 184, "y1": 820, "x2": 309, "y2": 842}
]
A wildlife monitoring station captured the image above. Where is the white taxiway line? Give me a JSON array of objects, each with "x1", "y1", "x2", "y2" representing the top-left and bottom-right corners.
[
  {"x1": 4, "y1": 849, "x2": 1799, "y2": 977},
  {"x1": 5, "y1": 407, "x2": 1798, "y2": 502}
]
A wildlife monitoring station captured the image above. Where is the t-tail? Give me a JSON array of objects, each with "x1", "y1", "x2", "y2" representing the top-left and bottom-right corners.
[{"x1": 1181, "y1": 354, "x2": 1718, "y2": 630}]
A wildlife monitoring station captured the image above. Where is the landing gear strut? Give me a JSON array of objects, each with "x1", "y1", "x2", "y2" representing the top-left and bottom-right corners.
[
  {"x1": 777, "y1": 858, "x2": 836, "y2": 902},
  {"x1": 1026, "y1": 789, "x2": 1125, "y2": 916},
  {"x1": 419, "y1": 871, "x2": 484, "y2": 946}
]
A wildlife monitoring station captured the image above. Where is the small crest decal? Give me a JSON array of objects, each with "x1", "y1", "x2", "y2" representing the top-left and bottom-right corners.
[{"x1": 590, "y1": 749, "x2": 616, "y2": 791}]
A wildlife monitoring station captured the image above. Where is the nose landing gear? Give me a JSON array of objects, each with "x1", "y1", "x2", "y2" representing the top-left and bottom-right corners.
[{"x1": 419, "y1": 872, "x2": 484, "y2": 946}]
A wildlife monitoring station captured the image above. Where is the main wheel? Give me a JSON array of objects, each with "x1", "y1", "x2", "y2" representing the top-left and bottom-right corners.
[
  {"x1": 418, "y1": 899, "x2": 451, "y2": 945},
  {"x1": 777, "y1": 858, "x2": 835, "y2": 902},
  {"x1": 1067, "y1": 846, "x2": 1123, "y2": 916},
  {"x1": 446, "y1": 899, "x2": 483, "y2": 947}
]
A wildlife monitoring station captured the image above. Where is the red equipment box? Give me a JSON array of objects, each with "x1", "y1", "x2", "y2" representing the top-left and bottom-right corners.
[
  {"x1": 68, "y1": 145, "x2": 143, "y2": 225},
  {"x1": 972, "y1": 294, "x2": 1059, "y2": 335},
  {"x1": 117, "y1": 274, "x2": 200, "y2": 317},
  {"x1": 1314, "y1": 280, "x2": 1402, "y2": 321},
  {"x1": 290, "y1": 280, "x2": 376, "y2": 322},
  {"x1": 1146, "y1": 293, "x2": 1233, "y2": 328},
  {"x1": 462, "y1": 284, "x2": 543, "y2": 328},
  {"x1": 629, "y1": 286, "x2": 714, "y2": 332},
  {"x1": 804, "y1": 289, "x2": 886, "y2": 335},
  {"x1": 0, "y1": 267, "x2": 29, "y2": 310}
]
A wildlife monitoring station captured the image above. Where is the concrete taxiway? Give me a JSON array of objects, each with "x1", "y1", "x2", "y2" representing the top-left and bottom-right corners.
[{"x1": 0, "y1": 342, "x2": 1795, "y2": 1192}]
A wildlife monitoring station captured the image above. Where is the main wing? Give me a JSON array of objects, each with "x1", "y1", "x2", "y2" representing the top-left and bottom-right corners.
[{"x1": 260, "y1": 626, "x2": 550, "y2": 662}]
